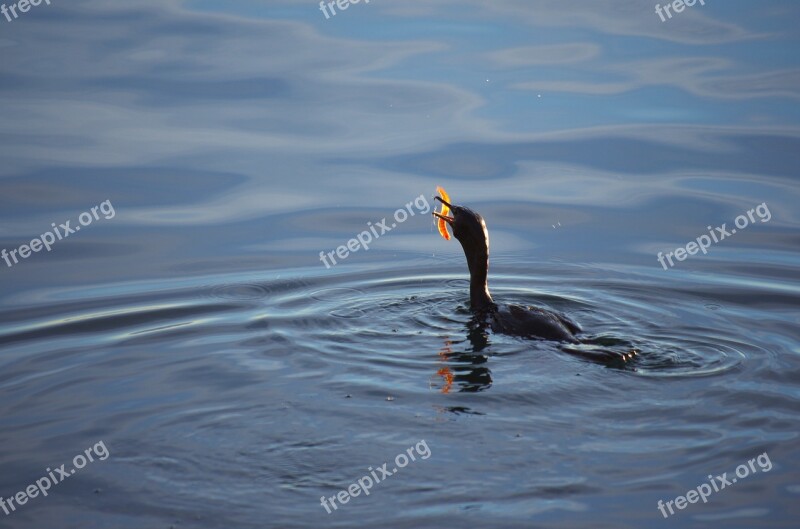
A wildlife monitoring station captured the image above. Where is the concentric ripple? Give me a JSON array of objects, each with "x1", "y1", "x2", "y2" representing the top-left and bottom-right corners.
[
  {"x1": 262, "y1": 263, "x2": 758, "y2": 379},
  {"x1": 0, "y1": 262, "x2": 760, "y2": 390},
  {"x1": 210, "y1": 283, "x2": 272, "y2": 300}
]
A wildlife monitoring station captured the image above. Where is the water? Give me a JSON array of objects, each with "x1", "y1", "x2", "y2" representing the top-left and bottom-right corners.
[{"x1": 1, "y1": 1, "x2": 799, "y2": 528}]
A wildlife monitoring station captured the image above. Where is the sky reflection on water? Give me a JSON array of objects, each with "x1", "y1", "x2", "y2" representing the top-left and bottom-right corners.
[{"x1": 0, "y1": 1, "x2": 799, "y2": 528}]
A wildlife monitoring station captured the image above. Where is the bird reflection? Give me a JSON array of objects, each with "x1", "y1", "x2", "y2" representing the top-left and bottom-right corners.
[
  {"x1": 431, "y1": 312, "x2": 639, "y2": 395},
  {"x1": 431, "y1": 316, "x2": 495, "y2": 393}
]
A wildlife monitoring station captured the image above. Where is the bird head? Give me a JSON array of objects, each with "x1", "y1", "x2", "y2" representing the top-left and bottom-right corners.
[{"x1": 433, "y1": 195, "x2": 490, "y2": 258}]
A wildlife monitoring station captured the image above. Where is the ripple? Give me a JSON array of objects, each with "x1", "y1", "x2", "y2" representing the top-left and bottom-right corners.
[
  {"x1": 330, "y1": 307, "x2": 366, "y2": 319},
  {"x1": 0, "y1": 260, "x2": 793, "y2": 529},
  {"x1": 309, "y1": 287, "x2": 364, "y2": 302},
  {"x1": 210, "y1": 283, "x2": 271, "y2": 300},
  {"x1": 262, "y1": 265, "x2": 761, "y2": 379},
  {"x1": 625, "y1": 339, "x2": 748, "y2": 378},
  {"x1": 0, "y1": 302, "x2": 243, "y2": 347},
  {"x1": 0, "y1": 265, "x2": 761, "y2": 383}
]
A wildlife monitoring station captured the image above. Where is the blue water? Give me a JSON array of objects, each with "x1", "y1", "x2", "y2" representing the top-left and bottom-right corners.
[{"x1": 1, "y1": 1, "x2": 799, "y2": 528}]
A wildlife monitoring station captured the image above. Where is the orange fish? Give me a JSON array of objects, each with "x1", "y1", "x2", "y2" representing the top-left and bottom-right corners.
[{"x1": 434, "y1": 186, "x2": 452, "y2": 240}]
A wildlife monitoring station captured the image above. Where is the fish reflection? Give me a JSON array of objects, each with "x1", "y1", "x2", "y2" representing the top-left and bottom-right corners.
[{"x1": 431, "y1": 320, "x2": 495, "y2": 393}]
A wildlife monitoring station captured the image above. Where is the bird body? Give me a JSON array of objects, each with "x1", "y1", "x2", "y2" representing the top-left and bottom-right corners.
[
  {"x1": 433, "y1": 195, "x2": 581, "y2": 342},
  {"x1": 432, "y1": 190, "x2": 637, "y2": 367},
  {"x1": 485, "y1": 303, "x2": 580, "y2": 343}
]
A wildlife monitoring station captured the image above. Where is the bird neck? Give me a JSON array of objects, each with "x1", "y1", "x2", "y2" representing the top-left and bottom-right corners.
[{"x1": 466, "y1": 247, "x2": 494, "y2": 311}]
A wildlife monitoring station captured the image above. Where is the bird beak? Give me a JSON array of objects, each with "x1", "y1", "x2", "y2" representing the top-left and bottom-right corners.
[
  {"x1": 433, "y1": 196, "x2": 454, "y2": 224},
  {"x1": 432, "y1": 211, "x2": 454, "y2": 224},
  {"x1": 434, "y1": 195, "x2": 453, "y2": 209}
]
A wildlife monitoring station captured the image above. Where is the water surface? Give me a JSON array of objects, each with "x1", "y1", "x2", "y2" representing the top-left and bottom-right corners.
[{"x1": 1, "y1": 1, "x2": 799, "y2": 527}]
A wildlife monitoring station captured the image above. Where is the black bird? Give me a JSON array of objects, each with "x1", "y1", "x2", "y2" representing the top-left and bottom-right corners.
[
  {"x1": 433, "y1": 195, "x2": 636, "y2": 363},
  {"x1": 433, "y1": 196, "x2": 579, "y2": 341}
]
